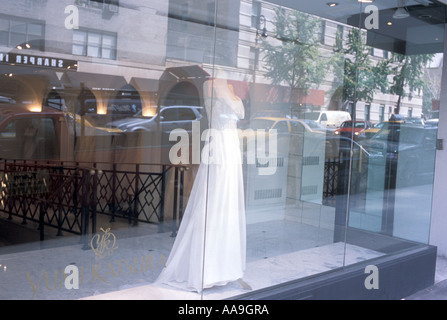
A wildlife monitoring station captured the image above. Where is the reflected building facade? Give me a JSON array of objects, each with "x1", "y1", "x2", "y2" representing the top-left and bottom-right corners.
[{"x1": 0, "y1": 0, "x2": 445, "y2": 300}]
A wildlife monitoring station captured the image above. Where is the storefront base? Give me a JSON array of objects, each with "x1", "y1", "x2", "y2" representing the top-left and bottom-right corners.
[{"x1": 233, "y1": 245, "x2": 437, "y2": 300}]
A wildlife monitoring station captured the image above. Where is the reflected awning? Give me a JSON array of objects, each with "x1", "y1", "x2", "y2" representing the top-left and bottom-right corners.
[
  {"x1": 65, "y1": 71, "x2": 128, "y2": 91},
  {"x1": 228, "y1": 80, "x2": 250, "y2": 100},
  {"x1": 129, "y1": 77, "x2": 159, "y2": 92},
  {"x1": 158, "y1": 65, "x2": 210, "y2": 106},
  {"x1": 0, "y1": 64, "x2": 61, "y2": 86},
  {"x1": 0, "y1": 65, "x2": 63, "y2": 100},
  {"x1": 262, "y1": 86, "x2": 325, "y2": 106},
  {"x1": 160, "y1": 65, "x2": 210, "y2": 82}
]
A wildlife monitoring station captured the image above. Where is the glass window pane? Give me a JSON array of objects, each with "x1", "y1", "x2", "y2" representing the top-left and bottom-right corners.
[
  {"x1": 88, "y1": 32, "x2": 101, "y2": 45},
  {"x1": 0, "y1": 31, "x2": 8, "y2": 46},
  {"x1": 28, "y1": 23, "x2": 43, "y2": 36},
  {"x1": 73, "y1": 30, "x2": 87, "y2": 43},
  {"x1": 273, "y1": 120, "x2": 288, "y2": 133},
  {"x1": 10, "y1": 32, "x2": 26, "y2": 46},
  {"x1": 0, "y1": 17, "x2": 9, "y2": 32},
  {"x1": 101, "y1": 47, "x2": 115, "y2": 59},
  {"x1": 0, "y1": 0, "x2": 444, "y2": 302},
  {"x1": 177, "y1": 108, "x2": 195, "y2": 120},
  {"x1": 10, "y1": 20, "x2": 26, "y2": 33},
  {"x1": 102, "y1": 34, "x2": 116, "y2": 48},
  {"x1": 72, "y1": 43, "x2": 86, "y2": 55},
  {"x1": 0, "y1": 121, "x2": 16, "y2": 138},
  {"x1": 160, "y1": 108, "x2": 178, "y2": 121},
  {"x1": 87, "y1": 45, "x2": 100, "y2": 57}
]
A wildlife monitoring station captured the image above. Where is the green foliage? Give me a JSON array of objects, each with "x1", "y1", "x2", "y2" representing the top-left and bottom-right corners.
[
  {"x1": 260, "y1": 8, "x2": 326, "y2": 102},
  {"x1": 388, "y1": 52, "x2": 434, "y2": 112},
  {"x1": 262, "y1": 7, "x2": 435, "y2": 116},
  {"x1": 332, "y1": 28, "x2": 390, "y2": 106},
  {"x1": 333, "y1": 27, "x2": 434, "y2": 114}
]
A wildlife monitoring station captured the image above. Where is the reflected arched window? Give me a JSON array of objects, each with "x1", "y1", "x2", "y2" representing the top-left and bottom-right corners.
[{"x1": 162, "y1": 82, "x2": 200, "y2": 107}]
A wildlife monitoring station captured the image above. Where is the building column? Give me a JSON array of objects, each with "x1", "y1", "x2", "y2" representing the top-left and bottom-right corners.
[{"x1": 430, "y1": 22, "x2": 447, "y2": 257}]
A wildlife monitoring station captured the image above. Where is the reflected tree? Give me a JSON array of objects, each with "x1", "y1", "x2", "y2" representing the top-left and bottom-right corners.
[
  {"x1": 332, "y1": 28, "x2": 390, "y2": 119},
  {"x1": 388, "y1": 52, "x2": 435, "y2": 115},
  {"x1": 423, "y1": 58, "x2": 442, "y2": 117},
  {"x1": 261, "y1": 8, "x2": 326, "y2": 117}
]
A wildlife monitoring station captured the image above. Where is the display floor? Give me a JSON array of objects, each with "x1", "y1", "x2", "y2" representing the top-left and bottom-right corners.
[
  {"x1": 0, "y1": 205, "x2": 384, "y2": 300},
  {"x1": 82, "y1": 242, "x2": 384, "y2": 300}
]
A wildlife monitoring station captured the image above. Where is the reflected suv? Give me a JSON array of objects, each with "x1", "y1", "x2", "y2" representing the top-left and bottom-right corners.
[
  {"x1": 106, "y1": 105, "x2": 206, "y2": 134},
  {"x1": 364, "y1": 123, "x2": 438, "y2": 186}
]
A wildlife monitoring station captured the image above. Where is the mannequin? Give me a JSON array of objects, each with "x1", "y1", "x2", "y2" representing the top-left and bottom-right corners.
[{"x1": 156, "y1": 77, "x2": 247, "y2": 292}]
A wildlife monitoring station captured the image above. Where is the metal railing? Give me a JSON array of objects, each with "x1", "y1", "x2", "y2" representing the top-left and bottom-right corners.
[
  {"x1": 0, "y1": 160, "x2": 186, "y2": 241},
  {"x1": 323, "y1": 158, "x2": 340, "y2": 206}
]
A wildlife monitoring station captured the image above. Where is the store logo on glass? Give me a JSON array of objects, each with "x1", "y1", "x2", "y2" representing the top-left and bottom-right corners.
[{"x1": 90, "y1": 228, "x2": 118, "y2": 258}]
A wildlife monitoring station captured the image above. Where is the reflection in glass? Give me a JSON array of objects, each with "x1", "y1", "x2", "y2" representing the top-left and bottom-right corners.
[{"x1": 0, "y1": 0, "x2": 444, "y2": 301}]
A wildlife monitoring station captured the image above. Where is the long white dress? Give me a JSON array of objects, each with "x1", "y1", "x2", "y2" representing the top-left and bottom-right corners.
[{"x1": 156, "y1": 80, "x2": 246, "y2": 293}]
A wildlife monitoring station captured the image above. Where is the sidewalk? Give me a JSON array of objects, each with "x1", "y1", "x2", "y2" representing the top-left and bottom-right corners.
[{"x1": 405, "y1": 279, "x2": 447, "y2": 300}]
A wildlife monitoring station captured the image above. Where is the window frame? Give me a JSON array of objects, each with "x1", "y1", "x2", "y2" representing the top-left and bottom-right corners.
[
  {"x1": 72, "y1": 28, "x2": 117, "y2": 60},
  {"x1": 0, "y1": 15, "x2": 45, "y2": 51}
]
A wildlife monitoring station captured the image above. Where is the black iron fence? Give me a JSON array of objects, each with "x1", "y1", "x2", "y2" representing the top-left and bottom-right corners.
[
  {"x1": 0, "y1": 157, "x2": 364, "y2": 240},
  {"x1": 323, "y1": 158, "x2": 339, "y2": 206},
  {"x1": 322, "y1": 156, "x2": 368, "y2": 209},
  {"x1": 0, "y1": 160, "x2": 186, "y2": 240}
]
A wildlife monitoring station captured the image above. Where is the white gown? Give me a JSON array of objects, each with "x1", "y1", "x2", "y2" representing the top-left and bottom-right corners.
[{"x1": 156, "y1": 80, "x2": 246, "y2": 292}]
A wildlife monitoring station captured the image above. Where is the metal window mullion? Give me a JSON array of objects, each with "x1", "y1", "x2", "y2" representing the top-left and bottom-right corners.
[{"x1": 7, "y1": 18, "x2": 11, "y2": 48}]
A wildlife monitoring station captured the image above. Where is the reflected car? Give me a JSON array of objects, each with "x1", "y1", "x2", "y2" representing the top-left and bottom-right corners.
[
  {"x1": 334, "y1": 120, "x2": 372, "y2": 140},
  {"x1": 359, "y1": 120, "x2": 404, "y2": 140},
  {"x1": 405, "y1": 117, "x2": 425, "y2": 126},
  {"x1": 303, "y1": 111, "x2": 351, "y2": 129},
  {"x1": 425, "y1": 118, "x2": 439, "y2": 127},
  {"x1": 363, "y1": 123, "x2": 438, "y2": 186},
  {"x1": 323, "y1": 136, "x2": 371, "y2": 159},
  {"x1": 247, "y1": 117, "x2": 325, "y2": 135},
  {"x1": 301, "y1": 119, "x2": 335, "y2": 135},
  {"x1": 0, "y1": 104, "x2": 123, "y2": 160},
  {"x1": 242, "y1": 117, "x2": 327, "y2": 158},
  {"x1": 106, "y1": 105, "x2": 205, "y2": 134},
  {"x1": 0, "y1": 96, "x2": 16, "y2": 104}
]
